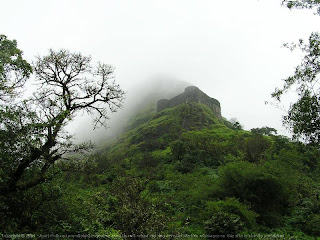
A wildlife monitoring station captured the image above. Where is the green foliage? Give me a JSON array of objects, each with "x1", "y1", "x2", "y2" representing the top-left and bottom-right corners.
[
  {"x1": 100, "y1": 103, "x2": 222, "y2": 169},
  {"x1": 244, "y1": 134, "x2": 271, "y2": 163},
  {"x1": 217, "y1": 162, "x2": 289, "y2": 226},
  {"x1": 282, "y1": 0, "x2": 320, "y2": 14},
  {"x1": 304, "y1": 214, "x2": 320, "y2": 236},
  {"x1": 272, "y1": 32, "x2": 320, "y2": 143},
  {"x1": 204, "y1": 198, "x2": 257, "y2": 235},
  {"x1": 0, "y1": 178, "x2": 68, "y2": 233},
  {"x1": 205, "y1": 212, "x2": 243, "y2": 235},
  {"x1": 61, "y1": 185, "x2": 116, "y2": 234},
  {"x1": 109, "y1": 176, "x2": 169, "y2": 235},
  {"x1": 170, "y1": 125, "x2": 249, "y2": 168},
  {"x1": 274, "y1": 1, "x2": 320, "y2": 144},
  {"x1": 0, "y1": 34, "x2": 32, "y2": 99},
  {"x1": 251, "y1": 127, "x2": 277, "y2": 136}
]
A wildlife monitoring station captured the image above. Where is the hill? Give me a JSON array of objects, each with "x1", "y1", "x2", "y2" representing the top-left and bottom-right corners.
[
  {"x1": 2, "y1": 85, "x2": 320, "y2": 238},
  {"x1": 88, "y1": 86, "x2": 320, "y2": 237}
]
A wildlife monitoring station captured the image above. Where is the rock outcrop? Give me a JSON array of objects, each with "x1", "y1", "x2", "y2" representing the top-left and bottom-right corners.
[{"x1": 157, "y1": 86, "x2": 221, "y2": 118}]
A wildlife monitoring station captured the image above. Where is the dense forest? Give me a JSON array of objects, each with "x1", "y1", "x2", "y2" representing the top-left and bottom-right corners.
[
  {"x1": 2, "y1": 87, "x2": 320, "y2": 239},
  {"x1": 2, "y1": 0, "x2": 320, "y2": 239}
]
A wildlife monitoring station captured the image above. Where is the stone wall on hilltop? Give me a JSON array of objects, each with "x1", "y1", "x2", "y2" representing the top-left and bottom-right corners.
[{"x1": 157, "y1": 86, "x2": 222, "y2": 118}]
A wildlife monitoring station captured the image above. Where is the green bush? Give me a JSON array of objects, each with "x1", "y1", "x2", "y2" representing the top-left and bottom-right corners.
[
  {"x1": 217, "y1": 162, "x2": 288, "y2": 226},
  {"x1": 304, "y1": 214, "x2": 320, "y2": 236},
  {"x1": 203, "y1": 198, "x2": 257, "y2": 234},
  {"x1": 205, "y1": 212, "x2": 244, "y2": 235}
]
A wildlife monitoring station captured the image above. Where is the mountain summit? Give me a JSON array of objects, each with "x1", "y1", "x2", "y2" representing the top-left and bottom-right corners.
[{"x1": 157, "y1": 86, "x2": 221, "y2": 118}]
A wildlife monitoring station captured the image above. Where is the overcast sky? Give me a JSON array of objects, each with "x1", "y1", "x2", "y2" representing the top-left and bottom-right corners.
[{"x1": 1, "y1": 0, "x2": 320, "y2": 136}]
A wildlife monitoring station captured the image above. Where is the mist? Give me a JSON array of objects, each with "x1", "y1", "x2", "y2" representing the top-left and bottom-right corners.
[
  {"x1": 2, "y1": 0, "x2": 320, "y2": 141},
  {"x1": 71, "y1": 75, "x2": 191, "y2": 143}
]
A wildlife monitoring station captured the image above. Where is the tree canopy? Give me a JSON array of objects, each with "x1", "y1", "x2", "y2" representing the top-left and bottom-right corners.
[
  {"x1": 0, "y1": 34, "x2": 32, "y2": 100},
  {"x1": 282, "y1": 0, "x2": 320, "y2": 14},
  {"x1": 272, "y1": 2, "x2": 320, "y2": 143},
  {"x1": 0, "y1": 40, "x2": 125, "y2": 195}
]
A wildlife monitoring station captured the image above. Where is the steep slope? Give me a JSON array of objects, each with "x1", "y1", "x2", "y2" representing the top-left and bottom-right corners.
[
  {"x1": 98, "y1": 84, "x2": 231, "y2": 161},
  {"x1": 99, "y1": 102, "x2": 226, "y2": 162}
]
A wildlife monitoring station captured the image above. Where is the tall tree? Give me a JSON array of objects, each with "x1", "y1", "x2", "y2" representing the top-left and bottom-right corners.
[
  {"x1": 272, "y1": 2, "x2": 320, "y2": 143},
  {"x1": 0, "y1": 47, "x2": 125, "y2": 194}
]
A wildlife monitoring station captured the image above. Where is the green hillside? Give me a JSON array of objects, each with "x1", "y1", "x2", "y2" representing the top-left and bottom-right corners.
[{"x1": 2, "y1": 100, "x2": 320, "y2": 239}]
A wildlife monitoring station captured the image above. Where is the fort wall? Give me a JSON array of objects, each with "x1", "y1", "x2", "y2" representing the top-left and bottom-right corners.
[{"x1": 157, "y1": 86, "x2": 222, "y2": 118}]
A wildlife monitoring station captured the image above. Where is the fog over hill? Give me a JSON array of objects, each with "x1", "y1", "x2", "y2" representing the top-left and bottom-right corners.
[
  {"x1": 3, "y1": 0, "x2": 319, "y2": 141},
  {"x1": 72, "y1": 76, "x2": 191, "y2": 143}
]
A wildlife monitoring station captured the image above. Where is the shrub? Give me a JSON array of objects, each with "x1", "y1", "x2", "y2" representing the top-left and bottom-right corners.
[{"x1": 203, "y1": 198, "x2": 257, "y2": 235}]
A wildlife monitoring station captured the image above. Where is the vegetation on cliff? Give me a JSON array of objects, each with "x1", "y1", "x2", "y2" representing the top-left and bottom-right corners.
[{"x1": 2, "y1": 95, "x2": 320, "y2": 238}]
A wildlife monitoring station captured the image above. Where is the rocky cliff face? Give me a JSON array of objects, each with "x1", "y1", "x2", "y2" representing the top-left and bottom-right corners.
[{"x1": 157, "y1": 86, "x2": 221, "y2": 118}]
